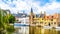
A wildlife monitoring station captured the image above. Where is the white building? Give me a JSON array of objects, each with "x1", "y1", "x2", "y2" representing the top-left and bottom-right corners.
[
  {"x1": 15, "y1": 11, "x2": 29, "y2": 25},
  {"x1": 21, "y1": 17, "x2": 29, "y2": 24}
]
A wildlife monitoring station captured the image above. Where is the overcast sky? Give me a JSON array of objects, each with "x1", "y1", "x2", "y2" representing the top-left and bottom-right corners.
[{"x1": 0, "y1": 0, "x2": 60, "y2": 15}]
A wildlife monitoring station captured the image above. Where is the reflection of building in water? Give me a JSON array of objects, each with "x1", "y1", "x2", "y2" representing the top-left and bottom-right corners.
[
  {"x1": 44, "y1": 29, "x2": 58, "y2": 34},
  {"x1": 29, "y1": 26, "x2": 59, "y2": 34},
  {"x1": 14, "y1": 26, "x2": 29, "y2": 34},
  {"x1": 29, "y1": 8, "x2": 60, "y2": 27}
]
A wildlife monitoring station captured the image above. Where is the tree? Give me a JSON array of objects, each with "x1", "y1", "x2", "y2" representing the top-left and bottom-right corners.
[
  {"x1": 0, "y1": 9, "x2": 15, "y2": 34},
  {"x1": 9, "y1": 14, "x2": 15, "y2": 24},
  {"x1": 0, "y1": 9, "x2": 8, "y2": 34}
]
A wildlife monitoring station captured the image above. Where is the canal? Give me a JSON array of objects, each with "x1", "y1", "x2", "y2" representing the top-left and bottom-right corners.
[{"x1": 14, "y1": 26, "x2": 60, "y2": 34}]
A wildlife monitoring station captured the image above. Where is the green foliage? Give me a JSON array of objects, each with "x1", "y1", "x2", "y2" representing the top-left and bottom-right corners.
[
  {"x1": 0, "y1": 9, "x2": 15, "y2": 34},
  {"x1": 9, "y1": 14, "x2": 15, "y2": 23},
  {"x1": 7, "y1": 25, "x2": 14, "y2": 32}
]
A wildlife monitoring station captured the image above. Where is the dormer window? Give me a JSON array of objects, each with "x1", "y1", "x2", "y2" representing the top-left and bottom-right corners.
[
  {"x1": 52, "y1": 16, "x2": 53, "y2": 18},
  {"x1": 47, "y1": 16, "x2": 49, "y2": 18}
]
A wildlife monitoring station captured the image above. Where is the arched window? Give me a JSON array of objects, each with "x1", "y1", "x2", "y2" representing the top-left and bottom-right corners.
[
  {"x1": 54, "y1": 22, "x2": 56, "y2": 24},
  {"x1": 33, "y1": 15, "x2": 34, "y2": 18},
  {"x1": 48, "y1": 23, "x2": 50, "y2": 26}
]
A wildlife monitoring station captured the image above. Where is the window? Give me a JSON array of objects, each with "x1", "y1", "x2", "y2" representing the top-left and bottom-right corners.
[
  {"x1": 51, "y1": 19, "x2": 53, "y2": 21},
  {"x1": 47, "y1": 17, "x2": 49, "y2": 18},
  {"x1": 33, "y1": 16, "x2": 34, "y2": 18},
  {"x1": 54, "y1": 22, "x2": 56, "y2": 24},
  {"x1": 45, "y1": 22, "x2": 46, "y2": 24},
  {"x1": 42, "y1": 19, "x2": 43, "y2": 20},
  {"x1": 48, "y1": 23, "x2": 50, "y2": 26},
  {"x1": 40, "y1": 22, "x2": 43, "y2": 24}
]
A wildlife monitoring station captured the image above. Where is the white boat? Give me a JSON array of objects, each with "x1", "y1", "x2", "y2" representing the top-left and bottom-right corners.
[
  {"x1": 55, "y1": 27, "x2": 60, "y2": 29},
  {"x1": 44, "y1": 26, "x2": 52, "y2": 29},
  {"x1": 55, "y1": 29, "x2": 60, "y2": 31},
  {"x1": 14, "y1": 23, "x2": 29, "y2": 28}
]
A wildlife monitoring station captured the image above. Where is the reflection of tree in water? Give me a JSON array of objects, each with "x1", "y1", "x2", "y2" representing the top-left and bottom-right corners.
[{"x1": 58, "y1": 31, "x2": 60, "y2": 34}]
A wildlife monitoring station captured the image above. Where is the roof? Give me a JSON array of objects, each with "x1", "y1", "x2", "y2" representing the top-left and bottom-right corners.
[{"x1": 13, "y1": 13, "x2": 29, "y2": 18}]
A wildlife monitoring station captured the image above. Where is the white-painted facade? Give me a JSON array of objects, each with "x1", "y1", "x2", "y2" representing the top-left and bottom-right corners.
[{"x1": 15, "y1": 17, "x2": 29, "y2": 24}]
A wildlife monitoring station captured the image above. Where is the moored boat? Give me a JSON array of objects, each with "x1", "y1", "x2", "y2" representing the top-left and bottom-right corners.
[
  {"x1": 55, "y1": 27, "x2": 60, "y2": 29},
  {"x1": 14, "y1": 23, "x2": 29, "y2": 27},
  {"x1": 44, "y1": 26, "x2": 52, "y2": 29}
]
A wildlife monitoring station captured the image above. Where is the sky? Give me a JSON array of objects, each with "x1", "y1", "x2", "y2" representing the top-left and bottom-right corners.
[{"x1": 0, "y1": 0, "x2": 60, "y2": 15}]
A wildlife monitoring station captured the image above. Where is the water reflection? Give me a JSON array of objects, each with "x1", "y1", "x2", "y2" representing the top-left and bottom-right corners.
[
  {"x1": 14, "y1": 26, "x2": 29, "y2": 34},
  {"x1": 14, "y1": 26, "x2": 60, "y2": 34},
  {"x1": 29, "y1": 26, "x2": 60, "y2": 34}
]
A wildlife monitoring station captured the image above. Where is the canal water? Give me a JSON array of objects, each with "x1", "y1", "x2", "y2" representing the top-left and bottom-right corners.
[{"x1": 14, "y1": 26, "x2": 60, "y2": 34}]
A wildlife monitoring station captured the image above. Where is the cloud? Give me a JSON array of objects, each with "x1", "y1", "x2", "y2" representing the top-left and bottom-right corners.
[
  {"x1": 42, "y1": 1, "x2": 60, "y2": 14},
  {"x1": 0, "y1": 0, "x2": 60, "y2": 14}
]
